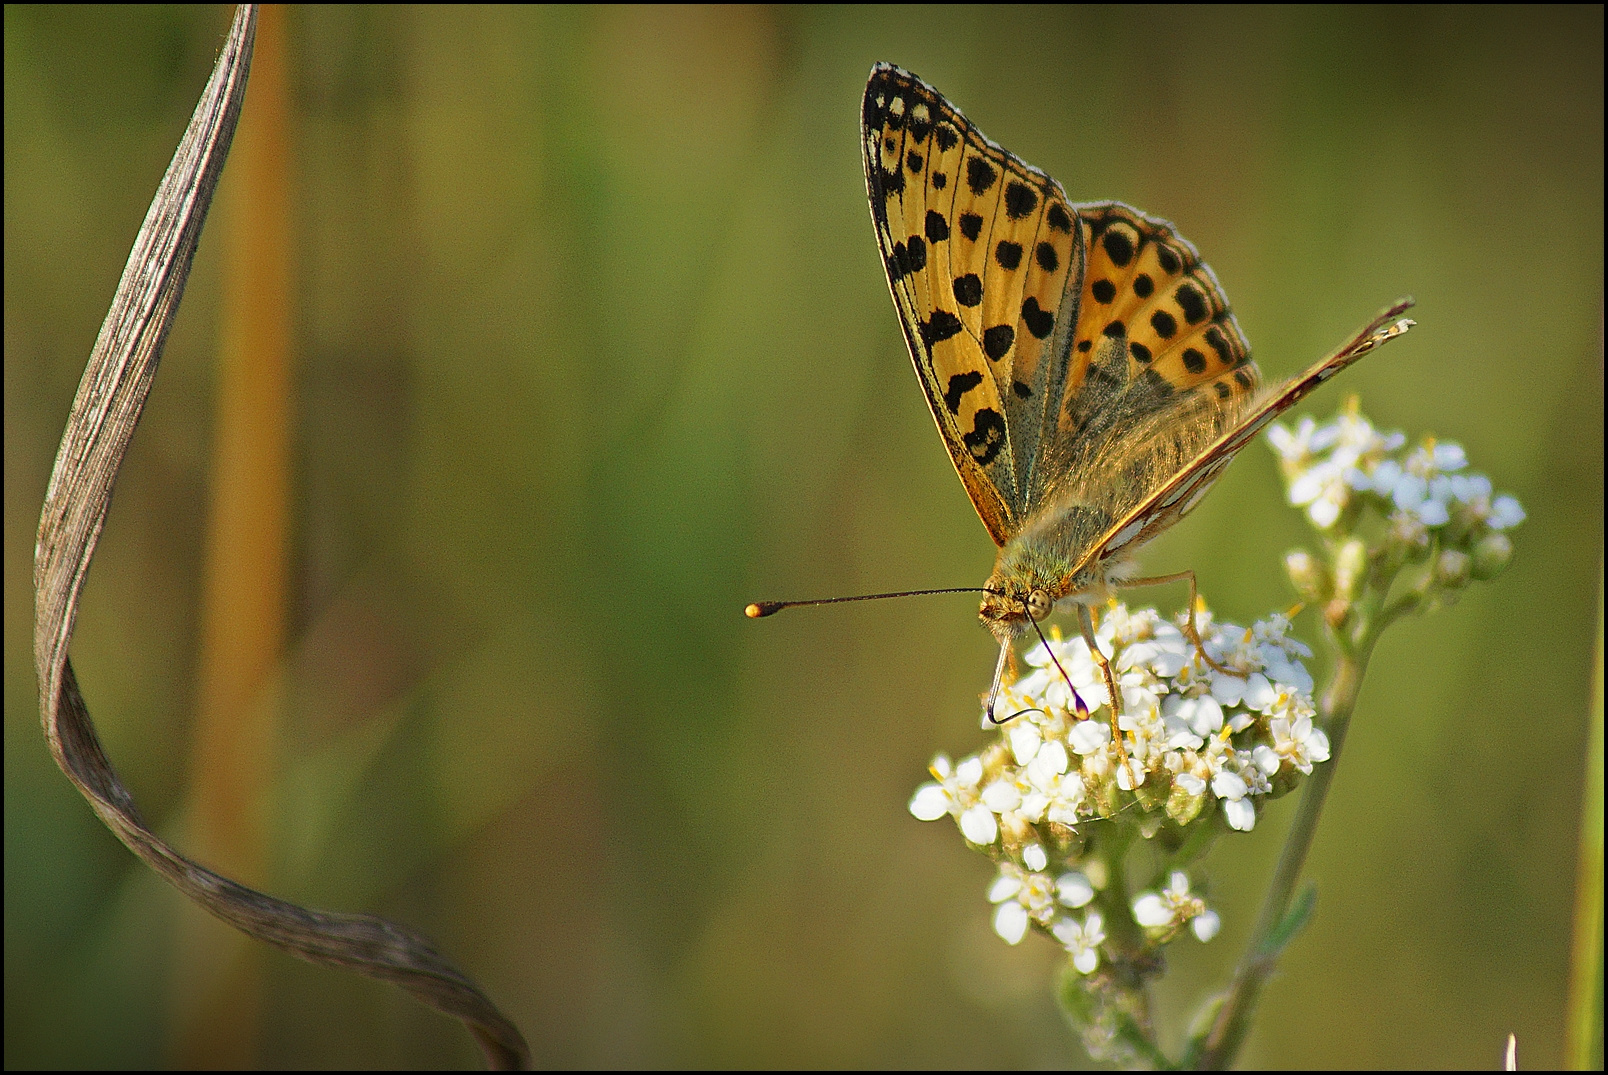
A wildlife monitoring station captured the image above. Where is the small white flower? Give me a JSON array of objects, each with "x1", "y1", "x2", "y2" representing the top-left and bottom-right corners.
[
  {"x1": 1056, "y1": 871, "x2": 1095, "y2": 908},
  {"x1": 1023, "y1": 842, "x2": 1048, "y2": 872},
  {"x1": 1488, "y1": 495, "x2": 1525, "y2": 530},
  {"x1": 1258, "y1": 649, "x2": 1314, "y2": 695},
  {"x1": 1265, "y1": 709, "x2": 1330, "y2": 774},
  {"x1": 1389, "y1": 472, "x2": 1451, "y2": 527},
  {"x1": 908, "y1": 783, "x2": 951, "y2": 821},
  {"x1": 1287, "y1": 460, "x2": 1349, "y2": 528},
  {"x1": 959, "y1": 804, "x2": 998, "y2": 845},
  {"x1": 1020, "y1": 635, "x2": 1108, "y2": 712},
  {"x1": 1205, "y1": 759, "x2": 1257, "y2": 830},
  {"x1": 1174, "y1": 693, "x2": 1224, "y2": 738},
  {"x1": 1366, "y1": 458, "x2": 1403, "y2": 498},
  {"x1": 1210, "y1": 668, "x2": 1274, "y2": 711},
  {"x1": 1268, "y1": 416, "x2": 1334, "y2": 465},
  {"x1": 1174, "y1": 769, "x2": 1207, "y2": 797},
  {"x1": 987, "y1": 872, "x2": 1023, "y2": 905},
  {"x1": 1052, "y1": 911, "x2": 1106, "y2": 974},
  {"x1": 1068, "y1": 718, "x2": 1111, "y2": 756},
  {"x1": 1223, "y1": 797, "x2": 1256, "y2": 831},
  {"x1": 1133, "y1": 892, "x2": 1172, "y2": 929},
  {"x1": 1025, "y1": 739, "x2": 1070, "y2": 787},
  {"x1": 1448, "y1": 471, "x2": 1491, "y2": 506},
  {"x1": 989, "y1": 864, "x2": 1060, "y2": 945},
  {"x1": 994, "y1": 900, "x2": 1030, "y2": 945},
  {"x1": 908, "y1": 752, "x2": 984, "y2": 822},
  {"x1": 1133, "y1": 872, "x2": 1215, "y2": 940},
  {"x1": 1405, "y1": 440, "x2": 1467, "y2": 475},
  {"x1": 1043, "y1": 770, "x2": 1088, "y2": 826},
  {"x1": 980, "y1": 779, "x2": 1022, "y2": 815},
  {"x1": 1115, "y1": 751, "x2": 1146, "y2": 790},
  {"x1": 1007, "y1": 723, "x2": 1042, "y2": 765}
]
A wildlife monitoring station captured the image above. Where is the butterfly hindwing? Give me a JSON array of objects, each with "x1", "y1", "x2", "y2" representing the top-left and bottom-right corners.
[{"x1": 863, "y1": 64, "x2": 1084, "y2": 546}]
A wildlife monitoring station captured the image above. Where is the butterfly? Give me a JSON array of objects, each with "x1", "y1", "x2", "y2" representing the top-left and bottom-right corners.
[{"x1": 752, "y1": 64, "x2": 1412, "y2": 767}]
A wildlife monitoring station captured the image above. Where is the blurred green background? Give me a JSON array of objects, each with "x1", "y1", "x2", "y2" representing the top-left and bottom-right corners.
[{"x1": 5, "y1": 5, "x2": 1601, "y2": 1068}]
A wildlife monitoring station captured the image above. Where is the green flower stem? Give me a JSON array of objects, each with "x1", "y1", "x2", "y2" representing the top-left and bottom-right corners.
[{"x1": 1192, "y1": 634, "x2": 1374, "y2": 1069}]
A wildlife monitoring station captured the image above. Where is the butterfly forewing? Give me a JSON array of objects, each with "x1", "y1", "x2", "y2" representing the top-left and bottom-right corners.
[{"x1": 863, "y1": 64, "x2": 1085, "y2": 545}]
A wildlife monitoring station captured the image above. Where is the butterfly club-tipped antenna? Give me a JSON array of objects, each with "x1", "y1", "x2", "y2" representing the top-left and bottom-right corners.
[
  {"x1": 744, "y1": 586, "x2": 990, "y2": 620},
  {"x1": 747, "y1": 585, "x2": 1083, "y2": 725}
]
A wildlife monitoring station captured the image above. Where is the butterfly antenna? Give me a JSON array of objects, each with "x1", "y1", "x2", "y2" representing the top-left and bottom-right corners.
[{"x1": 744, "y1": 587, "x2": 989, "y2": 619}]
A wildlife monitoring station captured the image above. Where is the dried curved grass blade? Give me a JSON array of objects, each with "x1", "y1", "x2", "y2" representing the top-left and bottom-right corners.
[{"x1": 30, "y1": 7, "x2": 528, "y2": 1068}]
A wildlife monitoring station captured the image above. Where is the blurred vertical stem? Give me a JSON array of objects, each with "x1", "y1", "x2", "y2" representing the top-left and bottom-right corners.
[
  {"x1": 171, "y1": 4, "x2": 292, "y2": 1066},
  {"x1": 1566, "y1": 566, "x2": 1603, "y2": 1070},
  {"x1": 1192, "y1": 628, "x2": 1374, "y2": 1068}
]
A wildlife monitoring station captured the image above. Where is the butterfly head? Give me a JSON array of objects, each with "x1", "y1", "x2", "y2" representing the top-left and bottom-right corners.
[
  {"x1": 980, "y1": 540, "x2": 1131, "y2": 646},
  {"x1": 979, "y1": 560, "x2": 1079, "y2": 645}
]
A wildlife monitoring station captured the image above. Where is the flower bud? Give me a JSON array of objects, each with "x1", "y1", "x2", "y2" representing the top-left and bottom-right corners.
[
  {"x1": 1434, "y1": 549, "x2": 1472, "y2": 590},
  {"x1": 1471, "y1": 532, "x2": 1513, "y2": 580},
  {"x1": 1284, "y1": 550, "x2": 1331, "y2": 604},
  {"x1": 1333, "y1": 538, "x2": 1368, "y2": 602}
]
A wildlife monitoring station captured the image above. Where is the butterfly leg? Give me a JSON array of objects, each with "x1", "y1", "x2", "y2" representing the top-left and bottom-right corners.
[
  {"x1": 1077, "y1": 604, "x2": 1136, "y2": 785},
  {"x1": 1120, "y1": 570, "x2": 1242, "y2": 678}
]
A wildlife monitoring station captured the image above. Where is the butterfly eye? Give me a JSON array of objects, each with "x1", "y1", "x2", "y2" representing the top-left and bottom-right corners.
[{"x1": 1027, "y1": 589, "x2": 1053, "y2": 621}]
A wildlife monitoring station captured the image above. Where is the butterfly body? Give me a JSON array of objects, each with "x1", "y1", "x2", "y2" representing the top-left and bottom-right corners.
[{"x1": 861, "y1": 63, "x2": 1413, "y2": 707}]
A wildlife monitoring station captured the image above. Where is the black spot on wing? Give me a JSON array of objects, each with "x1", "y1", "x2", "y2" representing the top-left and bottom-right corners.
[
  {"x1": 921, "y1": 310, "x2": 963, "y2": 347},
  {"x1": 1021, "y1": 297, "x2": 1054, "y2": 339},
  {"x1": 944, "y1": 370, "x2": 983, "y2": 413},
  {"x1": 963, "y1": 408, "x2": 1006, "y2": 465},
  {"x1": 995, "y1": 241, "x2": 1023, "y2": 270},
  {"x1": 1101, "y1": 228, "x2": 1135, "y2": 267},
  {"x1": 1091, "y1": 279, "x2": 1115, "y2": 304},
  {"x1": 1176, "y1": 282, "x2": 1208, "y2": 324},
  {"x1": 983, "y1": 324, "x2": 1015, "y2": 360},
  {"x1": 925, "y1": 210, "x2": 950, "y2": 244},
  {"x1": 953, "y1": 273, "x2": 983, "y2": 307},
  {"x1": 1035, "y1": 242, "x2": 1058, "y2": 273},
  {"x1": 959, "y1": 213, "x2": 983, "y2": 241},
  {"x1": 1004, "y1": 181, "x2": 1038, "y2": 219},
  {"x1": 967, "y1": 156, "x2": 998, "y2": 195}
]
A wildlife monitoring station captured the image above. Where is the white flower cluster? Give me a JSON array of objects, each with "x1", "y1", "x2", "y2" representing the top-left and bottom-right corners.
[
  {"x1": 909, "y1": 603, "x2": 1323, "y2": 968},
  {"x1": 1268, "y1": 410, "x2": 1524, "y2": 539}
]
